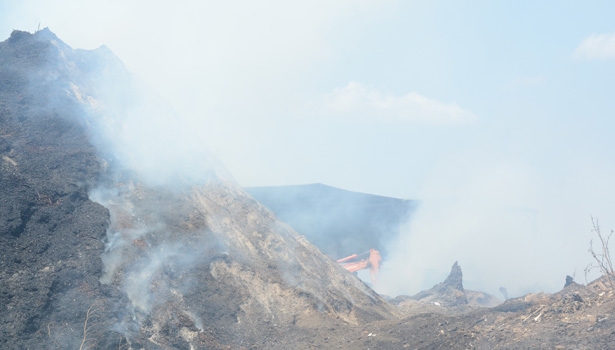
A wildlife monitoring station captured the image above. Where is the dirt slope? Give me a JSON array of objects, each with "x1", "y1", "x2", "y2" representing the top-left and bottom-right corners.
[
  {"x1": 291, "y1": 275, "x2": 615, "y2": 349},
  {"x1": 390, "y1": 277, "x2": 615, "y2": 349},
  {"x1": 0, "y1": 29, "x2": 399, "y2": 349}
]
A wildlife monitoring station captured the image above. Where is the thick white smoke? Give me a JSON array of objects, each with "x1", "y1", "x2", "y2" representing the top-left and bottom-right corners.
[
  {"x1": 79, "y1": 70, "x2": 231, "y2": 188},
  {"x1": 37, "y1": 34, "x2": 234, "y2": 322},
  {"x1": 378, "y1": 155, "x2": 615, "y2": 298}
]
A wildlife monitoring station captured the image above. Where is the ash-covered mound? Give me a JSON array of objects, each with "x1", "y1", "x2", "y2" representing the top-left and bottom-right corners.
[
  {"x1": 410, "y1": 261, "x2": 468, "y2": 307},
  {"x1": 390, "y1": 261, "x2": 500, "y2": 311},
  {"x1": 0, "y1": 29, "x2": 399, "y2": 349}
]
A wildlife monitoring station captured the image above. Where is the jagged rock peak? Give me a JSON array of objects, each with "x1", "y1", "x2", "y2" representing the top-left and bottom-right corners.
[
  {"x1": 443, "y1": 260, "x2": 464, "y2": 290},
  {"x1": 11, "y1": 27, "x2": 58, "y2": 40},
  {"x1": 409, "y1": 261, "x2": 468, "y2": 307},
  {"x1": 3, "y1": 28, "x2": 124, "y2": 73},
  {"x1": 6, "y1": 28, "x2": 71, "y2": 54}
]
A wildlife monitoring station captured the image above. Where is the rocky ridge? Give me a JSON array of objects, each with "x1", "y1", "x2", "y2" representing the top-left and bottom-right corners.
[{"x1": 0, "y1": 29, "x2": 398, "y2": 349}]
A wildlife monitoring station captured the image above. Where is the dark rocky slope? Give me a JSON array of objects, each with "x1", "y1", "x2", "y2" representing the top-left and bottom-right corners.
[
  {"x1": 0, "y1": 29, "x2": 399, "y2": 349},
  {"x1": 0, "y1": 29, "x2": 114, "y2": 348}
]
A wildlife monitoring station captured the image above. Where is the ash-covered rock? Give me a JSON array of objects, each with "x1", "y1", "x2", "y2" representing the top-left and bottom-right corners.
[{"x1": 396, "y1": 261, "x2": 469, "y2": 308}]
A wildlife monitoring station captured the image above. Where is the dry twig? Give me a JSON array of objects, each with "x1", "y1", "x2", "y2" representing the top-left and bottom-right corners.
[
  {"x1": 79, "y1": 300, "x2": 100, "y2": 350},
  {"x1": 585, "y1": 217, "x2": 615, "y2": 290}
]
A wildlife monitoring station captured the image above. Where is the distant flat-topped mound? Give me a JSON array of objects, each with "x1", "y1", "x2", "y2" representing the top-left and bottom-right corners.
[{"x1": 246, "y1": 183, "x2": 417, "y2": 260}]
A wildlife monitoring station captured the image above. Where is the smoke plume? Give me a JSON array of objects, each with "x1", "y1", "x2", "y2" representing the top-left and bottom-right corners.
[{"x1": 378, "y1": 155, "x2": 615, "y2": 298}]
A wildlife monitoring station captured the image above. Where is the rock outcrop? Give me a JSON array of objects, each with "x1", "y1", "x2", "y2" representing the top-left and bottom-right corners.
[
  {"x1": 410, "y1": 261, "x2": 468, "y2": 307},
  {"x1": 389, "y1": 261, "x2": 469, "y2": 310}
]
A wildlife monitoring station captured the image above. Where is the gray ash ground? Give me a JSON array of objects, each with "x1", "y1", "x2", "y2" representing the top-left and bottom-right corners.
[{"x1": 1, "y1": 29, "x2": 615, "y2": 349}]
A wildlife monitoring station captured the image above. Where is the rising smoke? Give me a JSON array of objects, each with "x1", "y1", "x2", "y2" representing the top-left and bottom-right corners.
[
  {"x1": 14, "y1": 2, "x2": 615, "y2": 315},
  {"x1": 378, "y1": 155, "x2": 615, "y2": 298},
  {"x1": 23, "y1": 29, "x2": 235, "y2": 332}
]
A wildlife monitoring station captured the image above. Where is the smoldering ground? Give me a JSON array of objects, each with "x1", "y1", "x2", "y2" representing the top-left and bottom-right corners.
[
  {"x1": 45, "y1": 37, "x2": 381, "y2": 345},
  {"x1": 15, "y1": 29, "x2": 237, "y2": 339}
]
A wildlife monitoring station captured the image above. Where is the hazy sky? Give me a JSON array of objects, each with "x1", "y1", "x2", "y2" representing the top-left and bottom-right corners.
[
  {"x1": 1, "y1": 1, "x2": 612, "y2": 196},
  {"x1": 2, "y1": 1, "x2": 615, "y2": 296}
]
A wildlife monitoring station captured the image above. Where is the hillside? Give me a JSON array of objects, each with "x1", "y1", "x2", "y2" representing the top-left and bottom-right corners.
[{"x1": 0, "y1": 29, "x2": 398, "y2": 349}]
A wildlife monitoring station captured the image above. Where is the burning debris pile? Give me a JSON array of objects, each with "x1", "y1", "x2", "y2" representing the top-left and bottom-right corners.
[{"x1": 0, "y1": 29, "x2": 398, "y2": 349}]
